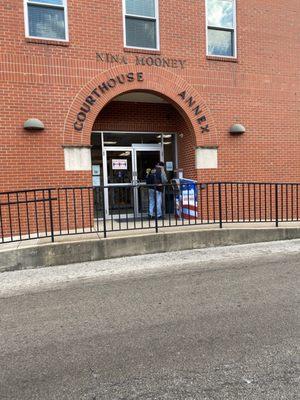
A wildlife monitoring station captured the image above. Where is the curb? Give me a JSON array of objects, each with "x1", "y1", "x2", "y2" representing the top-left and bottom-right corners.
[{"x1": 1, "y1": 227, "x2": 300, "y2": 272}]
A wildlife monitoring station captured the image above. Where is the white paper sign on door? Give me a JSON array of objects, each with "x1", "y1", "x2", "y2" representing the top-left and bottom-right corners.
[{"x1": 112, "y1": 159, "x2": 127, "y2": 170}]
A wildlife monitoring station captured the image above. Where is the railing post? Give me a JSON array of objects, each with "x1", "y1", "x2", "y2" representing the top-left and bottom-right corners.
[
  {"x1": 101, "y1": 185, "x2": 107, "y2": 238},
  {"x1": 275, "y1": 183, "x2": 279, "y2": 227},
  {"x1": 48, "y1": 189, "x2": 55, "y2": 243},
  {"x1": 218, "y1": 183, "x2": 223, "y2": 228},
  {"x1": 154, "y1": 185, "x2": 158, "y2": 233}
]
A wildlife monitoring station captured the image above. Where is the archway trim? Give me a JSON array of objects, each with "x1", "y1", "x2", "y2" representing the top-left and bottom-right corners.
[{"x1": 63, "y1": 64, "x2": 218, "y2": 146}]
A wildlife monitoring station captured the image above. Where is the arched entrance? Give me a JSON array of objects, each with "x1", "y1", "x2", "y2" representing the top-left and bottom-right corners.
[
  {"x1": 91, "y1": 90, "x2": 193, "y2": 217},
  {"x1": 63, "y1": 66, "x2": 217, "y2": 217}
]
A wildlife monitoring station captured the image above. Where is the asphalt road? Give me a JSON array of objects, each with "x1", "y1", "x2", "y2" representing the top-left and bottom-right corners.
[{"x1": 0, "y1": 241, "x2": 299, "y2": 399}]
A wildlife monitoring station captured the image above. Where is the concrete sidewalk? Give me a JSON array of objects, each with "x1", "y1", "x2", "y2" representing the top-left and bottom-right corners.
[{"x1": 0, "y1": 222, "x2": 300, "y2": 272}]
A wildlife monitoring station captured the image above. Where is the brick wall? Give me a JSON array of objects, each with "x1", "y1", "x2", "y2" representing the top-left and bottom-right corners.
[{"x1": 0, "y1": 0, "x2": 299, "y2": 194}]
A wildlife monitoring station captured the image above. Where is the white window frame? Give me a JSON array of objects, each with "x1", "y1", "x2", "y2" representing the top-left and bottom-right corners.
[
  {"x1": 24, "y1": 0, "x2": 69, "y2": 42},
  {"x1": 205, "y1": 0, "x2": 237, "y2": 58},
  {"x1": 122, "y1": 0, "x2": 160, "y2": 51}
]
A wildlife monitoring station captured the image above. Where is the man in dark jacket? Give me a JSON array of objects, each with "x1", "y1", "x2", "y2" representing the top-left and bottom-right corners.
[{"x1": 148, "y1": 162, "x2": 167, "y2": 218}]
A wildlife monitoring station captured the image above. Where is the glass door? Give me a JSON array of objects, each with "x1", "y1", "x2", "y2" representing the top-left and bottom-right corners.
[
  {"x1": 103, "y1": 147, "x2": 134, "y2": 217},
  {"x1": 132, "y1": 144, "x2": 163, "y2": 215},
  {"x1": 103, "y1": 144, "x2": 163, "y2": 218}
]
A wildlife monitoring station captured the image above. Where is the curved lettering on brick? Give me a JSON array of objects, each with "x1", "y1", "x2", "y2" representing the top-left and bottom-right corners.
[{"x1": 73, "y1": 72, "x2": 144, "y2": 132}]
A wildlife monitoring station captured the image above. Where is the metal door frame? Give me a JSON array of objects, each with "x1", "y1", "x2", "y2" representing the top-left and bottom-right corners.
[
  {"x1": 103, "y1": 146, "x2": 133, "y2": 218},
  {"x1": 132, "y1": 144, "x2": 163, "y2": 216},
  {"x1": 103, "y1": 144, "x2": 163, "y2": 218},
  {"x1": 96, "y1": 131, "x2": 178, "y2": 218}
]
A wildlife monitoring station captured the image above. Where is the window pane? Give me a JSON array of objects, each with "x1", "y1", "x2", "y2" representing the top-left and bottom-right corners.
[
  {"x1": 207, "y1": 0, "x2": 234, "y2": 28},
  {"x1": 28, "y1": 5, "x2": 66, "y2": 39},
  {"x1": 28, "y1": 0, "x2": 64, "y2": 5},
  {"x1": 208, "y1": 29, "x2": 234, "y2": 56},
  {"x1": 126, "y1": 17, "x2": 156, "y2": 48},
  {"x1": 126, "y1": 0, "x2": 155, "y2": 18}
]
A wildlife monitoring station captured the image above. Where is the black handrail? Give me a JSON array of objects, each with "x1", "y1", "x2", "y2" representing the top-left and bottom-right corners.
[{"x1": 0, "y1": 182, "x2": 299, "y2": 244}]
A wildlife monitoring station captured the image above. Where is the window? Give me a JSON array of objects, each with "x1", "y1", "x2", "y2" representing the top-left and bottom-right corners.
[
  {"x1": 123, "y1": 0, "x2": 159, "y2": 50},
  {"x1": 24, "y1": 0, "x2": 68, "y2": 41},
  {"x1": 206, "y1": 0, "x2": 236, "y2": 57}
]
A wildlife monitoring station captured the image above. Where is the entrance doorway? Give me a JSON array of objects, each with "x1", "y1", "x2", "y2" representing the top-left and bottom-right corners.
[
  {"x1": 91, "y1": 131, "x2": 177, "y2": 218},
  {"x1": 104, "y1": 144, "x2": 162, "y2": 217}
]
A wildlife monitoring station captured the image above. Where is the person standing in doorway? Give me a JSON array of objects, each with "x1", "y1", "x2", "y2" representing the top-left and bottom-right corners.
[{"x1": 147, "y1": 162, "x2": 167, "y2": 219}]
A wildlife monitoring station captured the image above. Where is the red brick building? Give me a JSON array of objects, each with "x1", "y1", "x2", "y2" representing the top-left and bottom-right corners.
[{"x1": 0, "y1": 0, "x2": 299, "y2": 215}]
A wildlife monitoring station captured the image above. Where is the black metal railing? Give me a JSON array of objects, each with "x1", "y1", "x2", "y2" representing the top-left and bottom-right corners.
[{"x1": 0, "y1": 182, "x2": 299, "y2": 243}]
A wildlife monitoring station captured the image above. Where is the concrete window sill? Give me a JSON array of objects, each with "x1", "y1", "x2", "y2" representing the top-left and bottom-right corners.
[
  {"x1": 206, "y1": 55, "x2": 238, "y2": 63},
  {"x1": 25, "y1": 38, "x2": 70, "y2": 47},
  {"x1": 124, "y1": 47, "x2": 161, "y2": 56}
]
